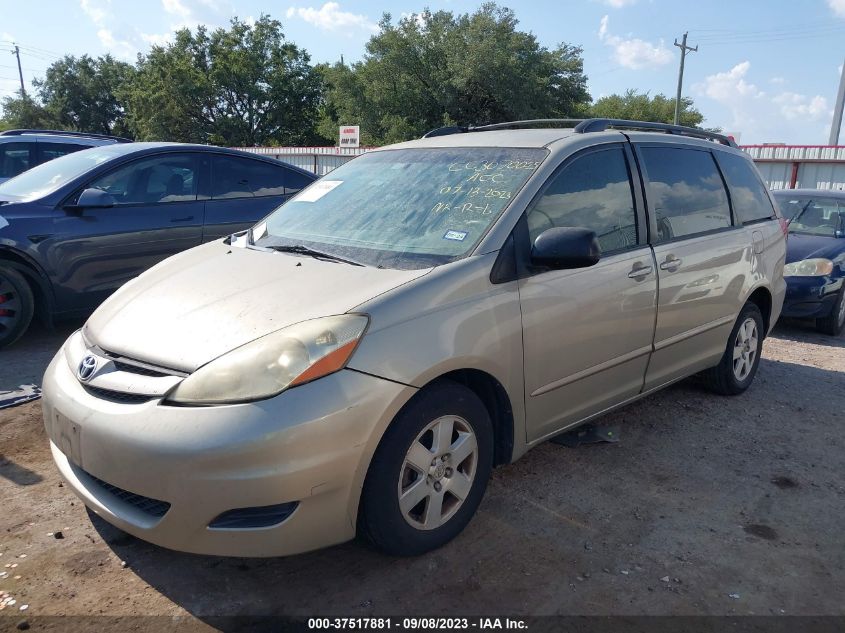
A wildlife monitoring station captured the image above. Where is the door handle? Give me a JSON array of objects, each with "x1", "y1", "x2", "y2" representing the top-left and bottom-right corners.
[
  {"x1": 659, "y1": 256, "x2": 682, "y2": 271},
  {"x1": 171, "y1": 216, "x2": 194, "y2": 222},
  {"x1": 627, "y1": 264, "x2": 653, "y2": 279}
]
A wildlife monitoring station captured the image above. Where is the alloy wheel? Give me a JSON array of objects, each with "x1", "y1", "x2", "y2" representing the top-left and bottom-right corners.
[
  {"x1": 398, "y1": 415, "x2": 478, "y2": 531},
  {"x1": 0, "y1": 273, "x2": 23, "y2": 335},
  {"x1": 732, "y1": 317, "x2": 758, "y2": 382}
]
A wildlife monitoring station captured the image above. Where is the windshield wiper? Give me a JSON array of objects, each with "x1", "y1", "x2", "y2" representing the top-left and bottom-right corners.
[{"x1": 268, "y1": 244, "x2": 364, "y2": 267}]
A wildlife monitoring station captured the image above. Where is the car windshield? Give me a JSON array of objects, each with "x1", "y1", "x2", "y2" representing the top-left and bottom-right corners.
[
  {"x1": 0, "y1": 145, "x2": 126, "y2": 201},
  {"x1": 255, "y1": 147, "x2": 548, "y2": 269},
  {"x1": 776, "y1": 196, "x2": 842, "y2": 237}
]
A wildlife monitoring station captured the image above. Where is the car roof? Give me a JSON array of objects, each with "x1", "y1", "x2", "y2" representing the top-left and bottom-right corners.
[
  {"x1": 71, "y1": 142, "x2": 316, "y2": 176},
  {"x1": 384, "y1": 128, "x2": 580, "y2": 150}
]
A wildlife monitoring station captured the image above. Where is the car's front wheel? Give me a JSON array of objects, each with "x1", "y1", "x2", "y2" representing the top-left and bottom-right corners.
[
  {"x1": 358, "y1": 380, "x2": 493, "y2": 556},
  {"x1": 816, "y1": 287, "x2": 845, "y2": 336},
  {"x1": 0, "y1": 266, "x2": 35, "y2": 349},
  {"x1": 701, "y1": 302, "x2": 764, "y2": 395}
]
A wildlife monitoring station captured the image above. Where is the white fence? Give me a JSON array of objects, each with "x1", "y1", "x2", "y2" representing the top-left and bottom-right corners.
[{"x1": 234, "y1": 146, "x2": 370, "y2": 176}]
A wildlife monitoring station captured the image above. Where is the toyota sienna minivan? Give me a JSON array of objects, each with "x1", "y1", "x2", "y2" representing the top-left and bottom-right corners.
[{"x1": 42, "y1": 119, "x2": 787, "y2": 557}]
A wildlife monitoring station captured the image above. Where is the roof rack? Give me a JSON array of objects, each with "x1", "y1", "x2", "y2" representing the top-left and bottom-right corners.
[
  {"x1": 0, "y1": 129, "x2": 132, "y2": 143},
  {"x1": 422, "y1": 118, "x2": 737, "y2": 148}
]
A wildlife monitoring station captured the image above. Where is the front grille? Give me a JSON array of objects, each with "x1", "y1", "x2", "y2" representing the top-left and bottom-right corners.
[
  {"x1": 208, "y1": 502, "x2": 299, "y2": 529},
  {"x1": 112, "y1": 360, "x2": 171, "y2": 378},
  {"x1": 85, "y1": 471, "x2": 171, "y2": 519},
  {"x1": 83, "y1": 385, "x2": 153, "y2": 404}
]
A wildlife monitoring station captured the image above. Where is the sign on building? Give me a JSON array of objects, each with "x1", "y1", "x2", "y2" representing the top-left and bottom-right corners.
[{"x1": 339, "y1": 126, "x2": 360, "y2": 148}]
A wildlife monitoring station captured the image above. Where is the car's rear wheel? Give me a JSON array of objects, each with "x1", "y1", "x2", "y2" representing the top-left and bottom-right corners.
[
  {"x1": 358, "y1": 380, "x2": 493, "y2": 556},
  {"x1": 701, "y1": 302, "x2": 764, "y2": 395},
  {"x1": 0, "y1": 266, "x2": 35, "y2": 349},
  {"x1": 815, "y1": 287, "x2": 845, "y2": 336}
]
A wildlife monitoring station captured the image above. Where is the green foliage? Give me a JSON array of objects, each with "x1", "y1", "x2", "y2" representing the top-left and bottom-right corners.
[
  {"x1": 589, "y1": 89, "x2": 705, "y2": 128},
  {"x1": 34, "y1": 54, "x2": 135, "y2": 136},
  {"x1": 0, "y1": 94, "x2": 58, "y2": 129},
  {"x1": 123, "y1": 16, "x2": 323, "y2": 145},
  {"x1": 319, "y1": 3, "x2": 591, "y2": 145}
]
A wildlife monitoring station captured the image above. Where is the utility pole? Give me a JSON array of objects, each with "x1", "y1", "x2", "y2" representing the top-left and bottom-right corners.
[
  {"x1": 12, "y1": 44, "x2": 26, "y2": 98},
  {"x1": 828, "y1": 57, "x2": 845, "y2": 146},
  {"x1": 673, "y1": 32, "x2": 697, "y2": 126}
]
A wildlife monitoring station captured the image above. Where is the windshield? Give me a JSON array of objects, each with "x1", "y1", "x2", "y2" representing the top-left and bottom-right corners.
[
  {"x1": 0, "y1": 145, "x2": 127, "y2": 201},
  {"x1": 776, "y1": 196, "x2": 843, "y2": 237},
  {"x1": 255, "y1": 147, "x2": 547, "y2": 269}
]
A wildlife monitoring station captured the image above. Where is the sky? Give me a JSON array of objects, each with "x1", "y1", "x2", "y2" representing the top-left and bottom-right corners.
[{"x1": 1, "y1": 0, "x2": 844, "y2": 145}]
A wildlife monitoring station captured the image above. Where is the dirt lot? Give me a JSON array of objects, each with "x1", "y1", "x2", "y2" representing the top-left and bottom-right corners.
[{"x1": 0, "y1": 321, "x2": 843, "y2": 626}]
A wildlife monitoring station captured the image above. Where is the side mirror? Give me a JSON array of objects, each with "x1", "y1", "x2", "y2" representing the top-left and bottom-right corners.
[
  {"x1": 531, "y1": 227, "x2": 601, "y2": 270},
  {"x1": 73, "y1": 188, "x2": 116, "y2": 209}
]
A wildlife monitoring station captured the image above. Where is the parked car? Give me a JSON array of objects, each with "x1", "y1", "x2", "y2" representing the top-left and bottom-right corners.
[
  {"x1": 0, "y1": 129, "x2": 129, "y2": 185},
  {"x1": 0, "y1": 143, "x2": 316, "y2": 347},
  {"x1": 42, "y1": 119, "x2": 786, "y2": 558},
  {"x1": 770, "y1": 189, "x2": 845, "y2": 335}
]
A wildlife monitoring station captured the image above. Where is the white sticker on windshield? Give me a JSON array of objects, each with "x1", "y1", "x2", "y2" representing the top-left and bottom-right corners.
[
  {"x1": 0, "y1": 215, "x2": 8, "y2": 230},
  {"x1": 443, "y1": 230, "x2": 468, "y2": 242},
  {"x1": 296, "y1": 180, "x2": 342, "y2": 202}
]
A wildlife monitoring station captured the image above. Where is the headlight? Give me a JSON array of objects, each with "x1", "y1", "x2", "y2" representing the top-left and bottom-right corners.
[
  {"x1": 166, "y1": 315, "x2": 368, "y2": 404},
  {"x1": 783, "y1": 258, "x2": 834, "y2": 277}
]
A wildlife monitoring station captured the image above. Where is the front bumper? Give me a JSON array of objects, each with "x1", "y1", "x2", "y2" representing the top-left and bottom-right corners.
[
  {"x1": 42, "y1": 341, "x2": 415, "y2": 557},
  {"x1": 780, "y1": 275, "x2": 843, "y2": 319}
]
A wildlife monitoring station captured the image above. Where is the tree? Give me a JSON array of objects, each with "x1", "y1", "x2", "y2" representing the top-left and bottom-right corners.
[
  {"x1": 34, "y1": 55, "x2": 135, "y2": 136},
  {"x1": 0, "y1": 94, "x2": 58, "y2": 129},
  {"x1": 318, "y1": 3, "x2": 591, "y2": 145},
  {"x1": 589, "y1": 89, "x2": 705, "y2": 128},
  {"x1": 124, "y1": 16, "x2": 323, "y2": 146}
]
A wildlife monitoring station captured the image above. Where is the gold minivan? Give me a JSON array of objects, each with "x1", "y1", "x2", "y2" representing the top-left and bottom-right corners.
[{"x1": 42, "y1": 120, "x2": 787, "y2": 557}]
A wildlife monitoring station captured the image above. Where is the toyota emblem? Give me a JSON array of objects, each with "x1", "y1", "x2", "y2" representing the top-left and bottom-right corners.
[{"x1": 77, "y1": 355, "x2": 99, "y2": 382}]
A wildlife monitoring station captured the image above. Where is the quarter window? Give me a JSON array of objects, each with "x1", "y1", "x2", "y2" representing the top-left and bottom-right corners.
[
  {"x1": 38, "y1": 143, "x2": 88, "y2": 164},
  {"x1": 640, "y1": 147, "x2": 732, "y2": 242},
  {"x1": 527, "y1": 147, "x2": 638, "y2": 253},
  {"x1": 89, "y1": 154, "x2": 198, "y2": 204},
  {"x1": 211, "y1": 155, "x2": 287, "y2": 199},
  {"x1": 716, "y1": 151, "x2": 775, "y2": 224},
  {"x1": 0, "y1": 143, "x2": 33, "y2": 179}
]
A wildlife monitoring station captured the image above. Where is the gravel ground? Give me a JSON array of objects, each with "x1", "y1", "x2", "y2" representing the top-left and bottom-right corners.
[{"x1": 0, "y1": 320, "x2": 843, "y2": 626}]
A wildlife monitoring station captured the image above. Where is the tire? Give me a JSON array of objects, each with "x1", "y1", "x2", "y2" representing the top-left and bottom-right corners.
[
  {"x1": 815, "y1": 287, "x2": 845, "y2": 336},
  {"x1": 700, "y1": 302, "x2": 764, "y2": 396},
  {"x1": 0, "y1": 266, "x2": 35, "y2": 350},
  {"x1": 358, "y1": 380, "x2": 494, "y2": 556}
]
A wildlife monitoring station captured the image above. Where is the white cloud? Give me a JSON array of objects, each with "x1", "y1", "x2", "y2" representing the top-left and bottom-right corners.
[
  {"x1": 598, "y1": 15, "x2": 673, "y2": 70},
  {"x1": 698, "y1": 61, "x2": 764, "y2": 102},
  {"x1": 602, "y1": 0, "x2": 637, "y2": 6},
  {"x1": 80, "y1": 0, "x2": 108, "y2": 25},
  {"x1": 162, "y1": 0, "x2": 192, "y2": 20},
  {"x1": 774, "y1": 92, "x2": 830, "y2": 121},
  {"x1": 828, "y1": 0, "x2": 845, "y2": 16},
  {"x1": 286, "y1": 2, "x2": 378, "y2": 34},
  {"x1": 694, "y1": 61, "x2": 832, "y2": 143}
]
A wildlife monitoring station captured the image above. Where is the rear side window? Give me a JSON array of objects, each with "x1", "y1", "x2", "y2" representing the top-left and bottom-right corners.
[
  {"x1": 527, "y1": 147, "x2": 638, "y2": 253},
  {"x1": 0, "y1": 143, "x2": 33, "y2": 179},
  {"x1": 716, "y1": 151, "x2": 775, "y2": 224},
  {"x1": 640, "y1": 147, "x2": 732, "y2": 242},
  {"x1": 211, "y1": 155, "x2": 287, "y2": 200},
  {"x1": 38, "y1": 142, "x2": 88, "y2": 164},
  {"x1": 89, "y1": 154, "x2": 198, "y2": 204}
]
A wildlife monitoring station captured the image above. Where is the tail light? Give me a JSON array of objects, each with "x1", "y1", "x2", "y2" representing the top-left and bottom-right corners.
[{"x1": 778, "y1": 218, "x2": 789, "y2": 236}]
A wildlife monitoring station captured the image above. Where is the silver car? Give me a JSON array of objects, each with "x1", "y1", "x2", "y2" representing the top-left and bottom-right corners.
[{"x1": 42, "y1": 120, "x2": 787, "y2": 557}]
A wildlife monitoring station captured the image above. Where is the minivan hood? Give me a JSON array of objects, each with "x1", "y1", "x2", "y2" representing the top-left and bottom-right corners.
[{"x1": 85, "y1": 241, "x2": 430, "y2": 371}]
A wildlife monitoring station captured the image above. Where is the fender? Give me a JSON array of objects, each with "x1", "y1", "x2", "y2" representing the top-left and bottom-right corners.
[{"x1": 0, "y1": 245, "x2": 56, "y2": 324}]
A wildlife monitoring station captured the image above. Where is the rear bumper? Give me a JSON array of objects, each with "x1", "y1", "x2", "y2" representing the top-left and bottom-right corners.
[{"x1": 781, "y1": 276, "x2": 842, "y2": 319}]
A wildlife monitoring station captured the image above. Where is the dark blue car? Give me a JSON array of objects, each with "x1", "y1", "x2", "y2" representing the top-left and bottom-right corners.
[
  {"x1": 772, "y1": 189, "x2": 845, "y2": 336},
  {"x1": 0, "y1": 143, "x2": 316, "y2": 347}
]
